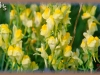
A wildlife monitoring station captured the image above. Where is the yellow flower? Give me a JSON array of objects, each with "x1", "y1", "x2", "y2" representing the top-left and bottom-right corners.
[
  {"x1": 94, "y1": 36, "x2": 100, "y2": 47},
  {"x1": 40, "y1": 4, "x2": 47, "y2": 13},
  {"x1": 63, "y1": 13, "x2": 71, "y2": 25},
  {"x1": 46, "y1": 15, "x2": 55, "y2": 30},
  {"x1": 14, "y1": 29, "x2": 23, "y2": 41},
  {"x1": 52, "y1": 59, "x2": 56, "y2": 65},
  {"x1": 80, "y1": 39, "x2": 86, "y2": 48},
  {"x1": 0, "y1": 24, "x2": 10, "y2": 33},
  {"x1": 40, "y1": 24, "x2": 50, "y2": 37},
  {"x1": 48, "y1": 36, "x2": 57, "y2": 50},
  {"x1": 29, "y1": 61, "x2": 39, "y2": 71},
  {"x1": 80, "y1": 39, "x2": 88, "y2": 53},
  {"x1": 53, "y1": 8, "x2": 63, "y2": 20},
  {"x1": 10, "y1": 10, "x2": 16, "y2": 20},
  {"x1": 61, "y1": 5, "x2": 67, "y2": 13},
  {"x1": 34, "y1": 12, "x2": 42, "y2": 27},
  {"x1": 61, "y1": 32, "x2": 72, "y2": 46},
  {"x1": 0, "y1": 35, "x2": 3, "y2": 47},
  {"x1": 82, "y1": 12, "x2": 91, "y2": 19},
  {"x1": 88, "y1": 22, "x2": 97, "y2": 35},
  {"x1": 8, "y1": 45, "x2": 14, "y2": 56},
  {"x1": 42, "y1": 7, "x2": 50, "y2": 19},
  {"x1": 22, "y1": 55, "x2": 31, "y2": 69},
  {"x1": 13, "y1": 46, "x2": 24, "y2": 63},
  {"x1": 48, "y1": 55, "x2": 52, "y2": 63},
  {"x1": 20, "y1": 12, "x2": 26, "y2": 21},
  {"x1": 25, "y1": 8, "x2": 31, "y2": 17},
  {"x1": 36, "y1": 44, "x2": 48, "y2": 59},
  {"x1": 64, "y1": 45, "x2": 72, "y2": 57},
  {"x1": 26, "y1": 20, "x2": 33, "y2": 28},
  {"x1": 87, "y1": 36, "x2": 96, "y2": 47}
]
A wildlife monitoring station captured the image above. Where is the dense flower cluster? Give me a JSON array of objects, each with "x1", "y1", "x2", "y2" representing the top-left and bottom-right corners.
[{"x1": 0, "y1": 3, "x2": 100, "y2": 72}]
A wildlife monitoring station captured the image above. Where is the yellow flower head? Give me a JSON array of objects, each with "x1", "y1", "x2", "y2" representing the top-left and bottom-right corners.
[
  {"x1": 52, "y1": 59, "x2": 56, "y2": 65},
  {"x1": 61, "y1": 5, "x2": 67, "y2": 13},
  {"x1": 82, "y1": 12, "x2": 91, "y2": 19},
  {"x1": 10, "y1": 10, "x2": 16, "y2": 20},
  {"x1": 63, "y1": 14, "x2": 71, "y2": 25},
  {"x1": 87, "y1": 36, "x2": 96, "y2": 48},
  {"x1": 25, "y1": 8, "x2": 31, "y2": 17},
  {"x1": 0, "y1": 24, "x2": 10, "y2": 34},
  {"x1": 14, "y1": 29, "x2": 23, "y2": 40},
  {"x1": 42, "y1": 7, "x2": 50, "y2": 19},
  {"x1": 81, "y1": 39, "x2": 86, "y2": 48},
  {"x1": 61, "y1": 32, "x2": 72, "y2": 46},
  {"x1": 12, "y1": 46, "x2": 24, "y2": 63},
  {"x1": 94, "y1": 36, "x2": 99, "y2": 47},
  {"x1": 22, "y1": 55, "x2": 31, "y2": 69},
  {"x1": 46, "y1": 15, "x2": 55, "y2": 30},
  {"x1": 8, "y1": 45, "x2": 14, "y2": 56},
  {"x1": 53, "y1": 8, "x2": 63, "y2": 19},
  {"x1": 13, "y1": 46, "x2": 23, "y2": 57},
  {"x1": 64, "y1": 45, "x2": 72, "y2": 57},
  {"x1": 62, "y1": 32, "x2": 70, "y2": 40},
  {"x1": 88, "y1": 22, "x2": 97, "y2": 34},
  {"x1": 48, "y1": 36, "x2": 57, "y2": 50},
  {"x1": 48, "y1": 55, "x2": 52, "y2": 62},
  {"x1": 40, "y1": 4, "x2": 47, "y2": 13},
  {"x1": 87, "y1": 36, "x2": 94, "y2": 45},
  {"x1": 90, "y1": 22, "x2": 96, "y2": 29},
  {"x1": 34, "y1": 12, "x2": 42, "y2": 27},
  {"x1": 20, "y1": 12, "x2": 26, "y2": 21},
  {"x1": 30, "y1": 61, "x2": 39, "y2": 71},
  {"x1": 0, "y1": 35, "x2": 3, "y2": 47},
  {"x1": 40, "y1": 24, "x2": 50, "y2": 37}
]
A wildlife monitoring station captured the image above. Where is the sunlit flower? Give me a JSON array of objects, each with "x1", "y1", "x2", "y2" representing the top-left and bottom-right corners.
[
  {"x1": 13, "y1": 46, "x2": 24, "y2": 63},
  {"x1": 10, "y1": 10, "x2": 16, "y2": 20},
  {"x1": 40, "y1": 4, "x2": 47, "y2": 13},
  {"x1": 48, "y1": 36, "x2": 58, "y2": 50},
  {"x1": 29, "y1": 61, "x2": 39, "y2": 71},
  {"x1": 48, "y1": 55, "x2": 52, "y2": 63},
  {"x1": 40, "y1": 24, "x2": 50, "y2": 37},
  {"x1": 87, "y1": 20, "x2": 97, "y2": 35},
  {"x1": 61, "y1": 5, "x2": 68, "y2": 13},
  {"x1": 61, "y1": 32, "x2": 72, "y2": 46},
  {"x1": 80, "y1": 39, "x2": 88, "y2": 53},
  {"x1": 53, "y1": 8, "x2": 63, "y2": 20},
  {"x1": 64, "y1": 45, "x2": 72, "y2": 57},
  {"x1": 24, "y1": 8, "x2": 31, "y2": 18},
  {"x1": 36, "y1": 43, "x2": 48, "y2": 59},
  {"x1": 42, "y1": 7, "x2": 50, "y2": 19},
  {"x1": 22, "y1": 55, "x2": 31, "y2": 69},
  {"x1": 87, "y1": 36, "x2": 96, "y2": 48},
  {"x1": 8, "y1": 45, "x2": 14, "y2": 56},
  {"x1": 15, "y1": 29, "x2": 23, "y2": 41},
  {"x1": 12, "y1": 25, "x2": 23, "y2": 44},
  {"x1": 34, "y1": 12, "x2": 42, "y2": 27},
  {"x1": 0, "y1": 24, "x2": 10, "y2": 48},
  {"x1": 82, "y1": 12, "x2": 91, "y2": 19},
  {"x1": 0, "y1": 24, "x2": 10, "y2": 34},
  {"x1": 62, "y1": 13, "x2": 71, "y2": 25},
  {"x1": 46, "y1": 15, "x2": 55, "y2": 30},
  {"x1": 26, "y1": 20, "x2": 33, "y2": 28},
  {"x1": 0, "y1": 35, "x2": 3, "y2": 47}
]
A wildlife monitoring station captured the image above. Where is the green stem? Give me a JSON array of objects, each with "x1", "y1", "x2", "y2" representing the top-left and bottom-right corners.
[
  {"x1": 4, "y1": 59, "x2": 9, "y2": 71},
  {"x1": 1, "y1": 53, "x2": 5, "y2": 71},
  {"x1": 44, "y1": 59, "x2": 48, "y2": 68}
]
